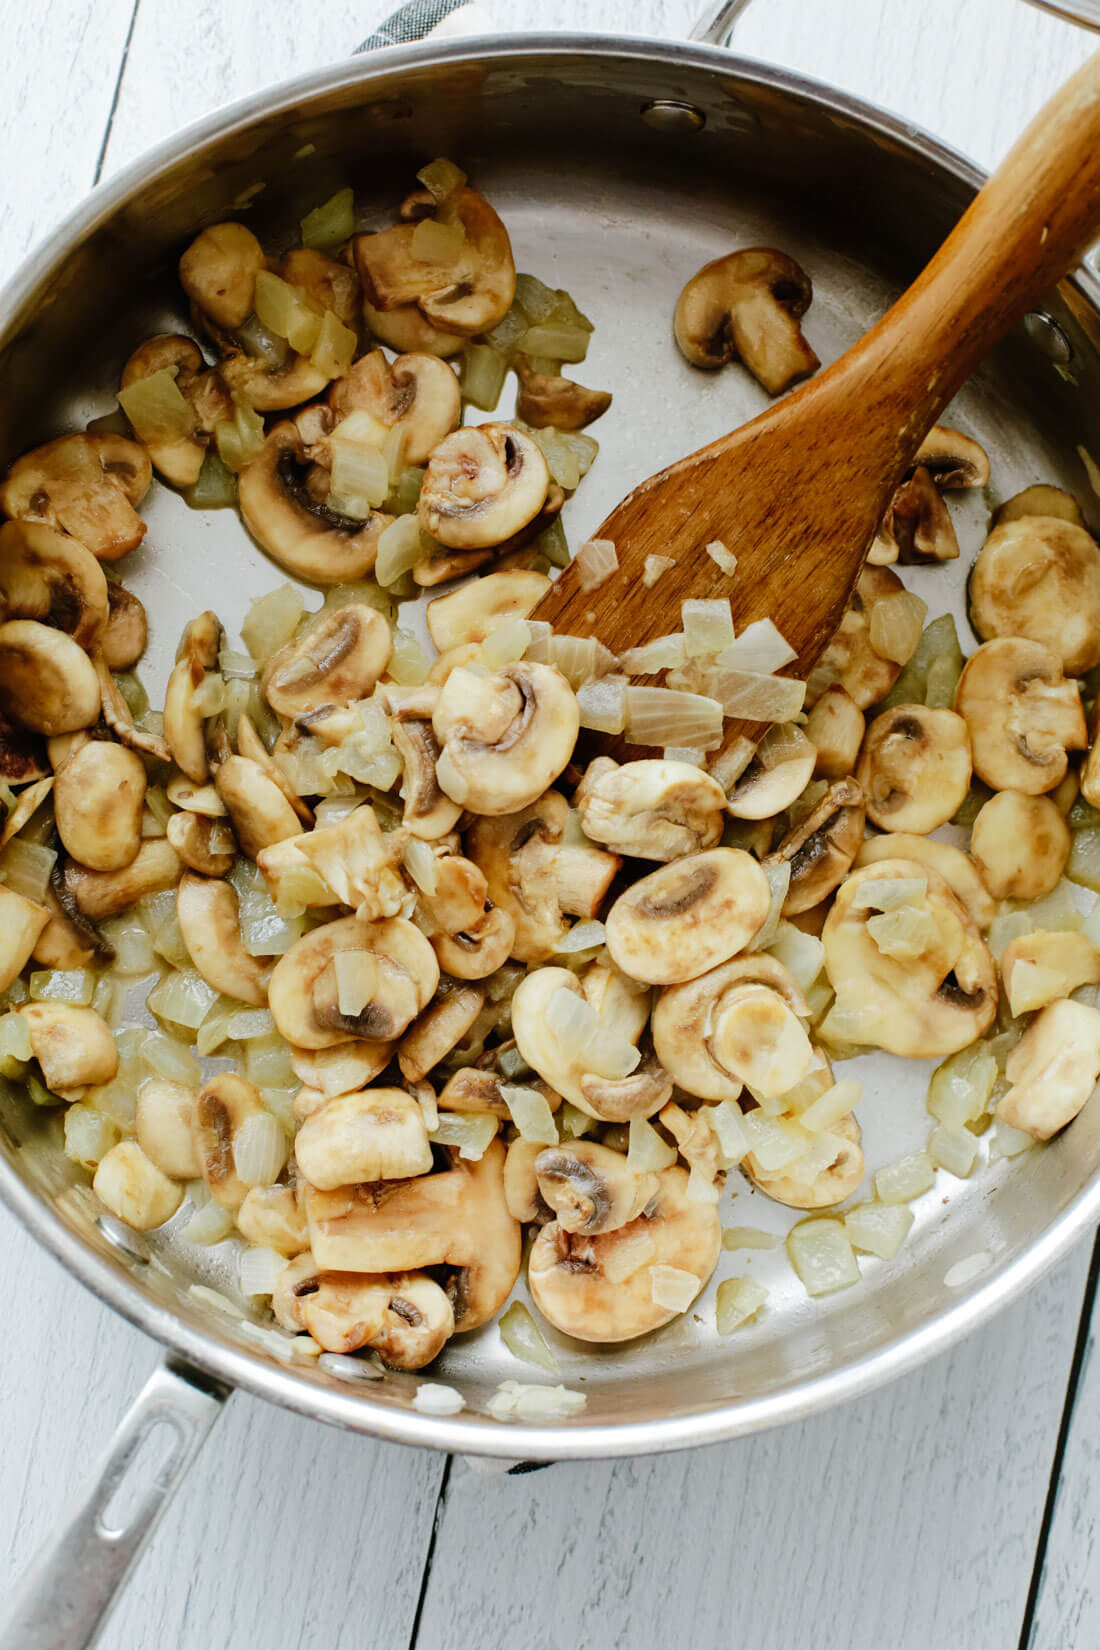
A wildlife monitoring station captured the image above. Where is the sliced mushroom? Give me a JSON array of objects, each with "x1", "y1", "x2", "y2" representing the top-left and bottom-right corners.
[
  {"x1": 673, "y1": 247, "x2": 819, "y2": 395},
  {"x1": 992, "y1": 485, "x2": 1083, "y2": 529},
  {"x1": 94, "y1": 654, "x2": 171, "y2": 762},
  {"x1": 652, "y1": 954, "x2": 812, "y2": 1102},
  {"x1": 271, "y1": 1253, "x2": 322, "y2": 1331},
  {"x1": 1002, "y1": 930, "x2": 1100, "y2": 1015},
  {"x1": 726, "y1": 726, "x2": 817, "y2": 821},
  {"x1": 0, "y1": 772, "x2": 52, "y2": 850},
  {"x1": 504, "y1": 1138, "x2": 553, "y2": 1223},
  {"x1": 954, "y1": 638, "x2": 1085, "y2": 795},
  {"x1": 289, "y1": 1038, "x2": 395, "y2": 1099},
  {"x1": 998, "y1": 998, "x2": 1100, "y2": 1140},
  {"x1": 261, "y1": 604, "x2": 392, "y2": 721},
  {"x1": 19, "y1": 1003, "x2": 118, "y2": 1092},
  {"x1": 37, "y1": 863, "x2": 114, "y2": 968},
  {"x1": 220, "y1": 348, "x2": 330, "y2": 412},
  {"x1": 575, "y1": 758, "x2": 726, "y2": 861},
  {"x1": 354, "y1": 186, "x2": 515, "y2": 338},
  {"x1": 93, "y1": 1142, "x2": 183, "y2": 1230},
  {"x1": 64, "y1": 838, "x2": 181, "y2": 920},
  {"x1": 397, "y1": 985, "x2": 486, "y2": 1082},
  {"x1": 236, "y1": 1185, "x2": 309, "y2": 1256},
  {"x1": 535, "y1": 1141, "x2": 657, "y2": 1235},
  {"x1": 0, "y1": 620, "x2": 100, "y2": 735},
  {"x1": 326, "y1": 349, "x2": 461, "y2": 464},
  {"x1": 425, "y1": 568, "x2": 550, "y2": 653},
  {"x1": 179, "y1": 221, "x2": 265, "y2": 329},
  {"x1": 278, "y1": 248, "x2": 361, "y2": 330},
  {"x1": 100, "y1": 584, "x2": 147, "y2": 671},
  {"x1": 528, "y1": 1164, "x2": 721, "y2": 1343},
  {"x1": 433, "y1": 661, "x2": 579, "y2": 814},
  {"x1": 120, "y1": 335, "x2": 232, "y2": 487},
  {"x1": 658, "y1": 1098, "x2": 724, "y2": 1194},
  {"x1": 238, "y1": 423, "x2": 390, "y2": 583},
  {"x1": 968, "y1": 789, "x2": 1070, "y2": 900},
  {"x1": 854, "y1": 833, "x2": 995, "y2": 929},
  {"x1": 0, "y1": 520, "x2": 109, "y2": 649},
  {"x1": 807, "y1": 566, "x2": 907, "y2": 710},
  {"x1": 431, "y1": 905, "x2": 516, "y2": 980},
  {"x1": 1, "y1": 434, "x2": 151, "y2": 561},
  {"x1": 969, "y1": 516, "x2": 1100, "y2": 675},
  {"x1": 822, "y1": 858, "x2": 997, "y2": 1057},
  {"x1": 269, "y1": 914, "x2": 438, "y2": 1050},
  {"x1": 214, "y1": 754, "x2": 304, "y2": 860},
  {"x1": 805, "y1": 685, "x2": 865, "y2": 781},
  {"x1": 135, "y1": 1079, "x2": 201, "y2": 1180},
  {"x1": 745, "y1": 1112, "x2": 864, "y2": 1210},
  {"x1": 362, "y1": 298, "x2": 465, "y2": 359},
  {"x1": 856, "y1": 705, "x2": 972, "y2": 834},
  {"x1": 513, "y1": 354, "x2": 611, "y2": 431},
  {"x1": 295, "y1": 1088, "x2": 433, "y2": 1189},
  {"x1": 195, "y1": 1072, "x2": 266, "y2": 1209},
  {"x1": 387, "y1": 714, "x2": 464, "y2": 840},
  {"x1": 466, "y1": 790, "x2": 620, "y2": 961},
  {"x1": 0, "y1": 712, "x2": 48, "y2": 785},
  {"x1": 0, "y1": 884, "x2": 49, "y2": 992},
  {"x1": 162, "y1": 611, "x2": 221, "y2": 785},
  {"x1": 870, "y1": 467, "x2": 958, "y2": 565},
  {"x1": 301, "y1": 1271, "x2": 453, "y2": 1369},
  {"x1": 766, "y1": 779, "x2": 865, "y2": 914},
  {"x1": 165, "y1": 810, "x2": 236, "y2": 876},
  {"x1": 176, "y1": 873, "x2": 271, "y2": 1006},
  {"x1": 605, "y1": 847, "x2": 770, "y2": 985},
  {"x1": 304, "y1": 1137, "x2": 520, "y2": 1332},
  {"x1": 54, "y1": 739, "x2": 146, "y2": 871},
  {"x1": 418, "y1": 425, "x2": 550, "y2": 551}
]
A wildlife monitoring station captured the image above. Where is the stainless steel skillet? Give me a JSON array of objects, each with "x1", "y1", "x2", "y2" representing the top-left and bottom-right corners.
[{"x1": 2, "y1": 9, "x2": 1100, "y2": 1645}]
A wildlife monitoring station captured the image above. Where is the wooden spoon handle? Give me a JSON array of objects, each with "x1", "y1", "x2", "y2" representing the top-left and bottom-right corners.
[{"x1": 833, "y1": 50, "x2": 1100, "y2": 451}]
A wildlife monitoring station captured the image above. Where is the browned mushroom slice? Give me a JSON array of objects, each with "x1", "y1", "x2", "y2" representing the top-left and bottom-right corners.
[
  {"x1": 268, "y1": 913, "x2": 438, "y2": 1050},
  {"x1": 54, "y1": 740, "x2": 146, "y2": 871},
  {"x1": 278, "y1": 248, "x2": 361, "y2": 331},
  {"x1": 120, "y1": 335, "x2": 232, "y2": 489},
  {"x1": 513, "y1": 354, "x2": 612, "y2": 431},
  {"x1": 93, "y1": 653, "x2": 172, "y2": 763},
  {"x1": 433, "y1": 661, "x2": 579, "y2": 814},
  {"x1": 870, "y1": 467, "x2": 959, "y2": 565},
  {"x1": 194, "y1": 1072, "x2": 266, "y2": 1209},
  {"x1": 64, "y1": 838, "x2": 182, "y2": 920},
  {"x1": 425, "y1": 568, "x2": 550, "y2": 652},
  {"x1": 238, "y1": 423, "x2": 390, "y2": 583},
  {"x1": 1, "y1": 434, "x2": 151, "y2": 560},
  {"x1": 0, "y1": 621, "x2": 100, "y2": 735},
  {"x1": 418, "y1": 424, "x2": 550, "y2": 550},
  {"x1": 853, "y1": 834, "x2": 995, "y2": 929},
  {"x1": 968, "y1": 790, "x2": 1070, "y2": 900},
  {"x1": 362, "y1": 298, "x2": 465, "y2": 359},
  {"x1": 605, "y1": 848, "x2": 771, "y2": 985},
  {"x1": 856, "y1": 705, "x2": 972, "y2": 834},
  {"x1": 969, "y1": 516, "x2": 1100, "y2": 675},
  {"x1": 806, "y1": 565, "x2": 907, "y2": 709},
  {"x1": 177, "y1": 873, "x2": 271, "y2": 1007},
  {"x1": 575, "y1": 757, "x2": 726, "y2": 861},
  {"x1": 326, "y1": 348, "x2": 461, "y2": 465},
  {"x1": 954, "y1": 638, "x2": 1085, "y2": 795},
  {"x1": 163, "y1": 611, "x2": 222, "y2": 785},
  {"x1": 0, "y1": 520, "x2": 109, "y2": 650},
  {"x1": 295, "y1": 1088, "x2": 432, "y2": 1188},
  {"x1": 301, "y1": 1271, "x2": 454, "y2": 1369},
  {"x1": 19, "y1": 1001, "x2": 118, "y2": 1091},
  {"x1": 0, "y1": 712, "x2": 48, "y2": 784},
  {"x1": 652, "y1": 953, "x2": 812, "y2": 1102},
  {"x1": 179, "y1": 222, "x2": 265, "y2": 329},
  {"x1": 535, "y1": 1141, "x2": 657, "y2": 1235},
  {"x1": 99, "y1": 583, "x2": 147, "y2": 671},
  {"x1": 991, "y1": 484, "x2": 1083, "y2": 528},
  {"x1": 354, "y1": 186, "x2": 515, "y2": 339},
  {"x1": 998, "y1": 998, "x2": 1100, "y2": 1140},
  {"x1": 805, "y1": 685, "x2": 865, "y2": 780},
  {"x1": 766, "y1": 778, "x2": 865, "y2": 914},
  {"x1": 745, "y1": 1112, "x2": 865, "y2": 1210},
  {"x1": 673, "y1": 247, "x2": 819, "y2": 395},
  {"x1": 261, "y1": 604, "x2": 392, "y2": 721}
]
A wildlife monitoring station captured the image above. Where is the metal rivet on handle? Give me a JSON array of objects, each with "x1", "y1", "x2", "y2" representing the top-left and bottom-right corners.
[
  {"x1": 1024, "y1": 310, "x2": 1073, "y2": 364},
  {"x1": 641, "y1": 100, "x2": 706, "y2": 134}
]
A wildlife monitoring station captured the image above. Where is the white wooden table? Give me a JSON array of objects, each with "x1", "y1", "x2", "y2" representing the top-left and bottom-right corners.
[{"x1": 2, "y1": 2, "x2": 1099, "y2": 1645}]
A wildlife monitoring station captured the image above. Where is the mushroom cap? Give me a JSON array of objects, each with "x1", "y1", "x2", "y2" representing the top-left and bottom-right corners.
[
  {"x1": 362, "y1": 298, "x2": 465, "y2": 358},
  {"x1": 725, "y1": 727, "x2": 818, "y2": 821},
  {"x1": 92, "y1": 1142, "x2": 183, "y2": 1231},
  {"x1": 991, "y1": 485, "x2": 1083, "y2": 529},
  {"x1": 20, "y1": 1002, "x2": 118, "y2": 1091},
  {"x1": 261, "y1": 603, "x2": 392, "y2": 720},
  {"x1": 120, "y1": 334, "x2": 231, "y2": 488},
  {"x1": 163, "y1": 609, "x2": 221, "y2": 785},
  {"x1": 431, "y1": 906, "x2": 516, "y2": 980},
  {"x1": 673, "y1": 246, "x2": 819, "y2": 395},
  {"x1": 176, "y1": 872, "x2": 271, "y2": 1007},
  {"x1": 269, "y1": 913, "x2": 439, "y2": 1050},
  {"x1": 64, "y1": 837, "x2": 182, "y2": 921},
  {"x1": 289, "y1": 1038, "x2": 395, "y2": 1099},
  {"x1": 854, "y1": 832, "x2": 995, "y2": 929},
  {"x1": 433, "y1": 660, "x2": 579, "y2": 816},
  {"x1": 999, "y1": 998, "x2": 1100, "y2": 1140},
  {"x1": 397, "y1": 984, "x2": 486, "y2": 1083},
  {"x1": 135, "y1": 1078, "x2": 201, "y2": 1182},
  {"x1": 605, "y1": 848, "x2": 771, "y2": 985},
  {"x1": 390, "y1": 716, "x2": 464, "y2": 841},
  {"x1": 652, "y1": 953, "x2": 812, "y2": 1102},
  {"x1": 178, "y1": 221, "x2": 264, "y2": 329},
  {"x1": 511, "y1": 966, "x2": 666, "y2": 1120},
  {"x1": 1, "y1": 433, "x2": 151, "y2": 561},
  {"x1": 0, "y1": 520, "x2": 109, "y2": 650},
  {"x1": 576, "y1": 758, "x2": 727, "y2": 862},
  {"x1": 54, "y1": 740, "x2": 146, "y2": 872},
  {"x1": 418, "y1": 424, "x2": 550, "y2": 550},
  {"x1": 856, "y1": 704, "x2": 972, "y2": 834},
  {"x1": 425, "y1": 568, "x2": 550, "y2": 653},
  {"x1": 1001, "y1": 929, "x2": 1100, "y2": 1014},
  {"x1": 808, "y1": 565, "x2": 906, "y2": 709},
  {"x1": 166, "y1": 810, "x2": 236, "y2": 877},
  {"x1": 328, "y1": 349, "x2": 461, "y2": 465},
  {"x1": 100, "y1": 584, "x2": 148, "y2": 672},
  {"x1": 0, "y1": 884, "x2": 49, "y2": 993},
  {"x1": 214, "y1": 754, "x2": 304, "y2": 861},
  {"x1": 195, "y1": 1072, "x2": 265, "y2": 1209},
  {"x1": 745, "y1": 1112, "x2": 865, "y2": 1209},
  {"x1": 354, "y1": 186, "x2": 515, "y2": 338},
  {"x1": 969, "y1": 516, "x2": 1100, "y2": 675},
  {"x1": 823, "y1": 858, "x2": 997, "y2": 1058},
  {"x1": 912, "y1": 424, "x2": 990, "y2": 490},
  {"x1": 0, "y1": 619, "x2": 101, "y2": 735},
  {"x1": 805, "y1": 685, "x2": 866, "y2": 781},
  {"x1": 954, "y1": 637, "x2": 1086, "y2": 795},
  {"x1": 238, "y1": 423, "x2": 390, "y2": 584},
  {"x1": 220, "y1": 349, "x2": 331, "y2": 413},
  {"x1": 528, "y1": 1164, "x2": 721, "y2": 1343},
  {"x1": 535, "y1": 1141, "x2": 658, "y2": 1235},
  {"x1": 302, "y1": 1271, "x2": 455, "y2": 1369},
  {"x1": 0, "y1": 711, "x2": 48, "y2": 785},
  {"x1": 767, "y1": 778, "x2": 866, "y2": 915},
  {"x1": 968, "y1": 789, "x2": 1070, "y2": 901},
  {"x1": 295, "y1": 1088, "x2": 433, "y2": 1189},
  {"x1": 513, "y1": 356, "x2": 612, "y2": 432}
]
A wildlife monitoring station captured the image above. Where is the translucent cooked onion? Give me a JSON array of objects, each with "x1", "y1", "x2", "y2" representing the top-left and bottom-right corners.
[
  {"x1": 714, "y1": 618, "x2": 797, "y2": 674},
  {"x1": 546, "y1": 634, "x2": 618, "y2": 689},
  {"x1": 239, "y1": 886, "x2": 306, "y2": 958},
  {"x1": 29, "y1": 969, "x2": 94, "y2": 1005},
  {"x1": 403, "y1": 836, "x2": 439, "y2": 895},
  {"x1": 141, "y1": 1031, "x2": 201, "y2": 1086},
  {"x1": 766, "y1": 923, "x2": 825, "y2": 992},
  {"x1": 627, "y1": 1115, "x2": 677, "y2": 1173},
  {"x1": 189, "y1": 672, "x2": 226, "y2": 717},
  {"x1": 1007, "y1": 958, "x2": 1067, "y2": 1015},
  {"x1": 241, "y1": 584, "x2": 307, "y2": 662},
  {"x1": 850, "y1": 875, "x2": 927, "y2": 913},
  {"x1": 219, "y1": 648, "x2": 258, "y2": 681},
  {"x1": 215, "y1": 402, "x2": 266, "y2": 474},
  {"x1": 0, "y1": 837, "x2": 56, "y2": 903},
  {"x1": 64, "y1": 1104, "x2": 120, "y2": 1169},
  {"x1": 185, "y1": 452, "x2": 238, "y2": 511},
  {"x1": 707, "y1": 1100, "x2": 748, "y2": 1165},
  {"x1": 623, "y1": 685, "x2": 723, "y2": 750},
  {"x1": 153, "y1": 909, "x2": 190, "y2": 969},
  {"x1": 648, "y1": 1263, "x2": 700, "y2": 1313},
  {"x1": 721, "y1": 1226, "x2": 780, "y2": 1251},
  {"x1": 226, "y1": 1008, "x2": 275, "y2": 1041},
  {"x1": 146, "y1": 969, "x2": 219, "y2": 1031},
  {"x1": 643, "y1": 554, "x2": 675, "y2": 588},
  {"x1": 928, "y1": 1123, "x2": 979, "y2": 1178},
  {"x1": 333, "y1": 951, "x2": 377, "y2": 1017},
  {"x1": 388, "y1": 628, "x2": 431, "y2": 684},
  {"x1": 417, "y1": 158, "x2": 467, "y2": 201},
  {"x1": 481, "y1": 619, "x2": 531, "y2": 669},
  {"x1": 985, "y1": 910, "x2": 1032, "y2": 961},
  {"x1": 988, "y1": 1119, "x2": 1033, "y2": 1161},
  {"x1": 742, "y1": 1111, "x2": 808, "y2": 1171},
  {"x1": 716, "y1": 1275, "x2": 768, "y2": 1333},
  {"x1": 575, "y1": 538, "x2": 618, "y2": 592},
  {"x1": 300, "y1": 187, "x2": 355, "y2": 251},
  {"x1": 329, "y1": 442, "x2": 389, "y2": 516},
  {"x1": 118, "y1": 367, "x2": 194, "y2": 444},
  {"x1": 1027, "y1": 880, "x2": 1086, "y2": 933},
  {"x1": 376, "y1": 515, "x2": 427, "y2": 587},
  {"x1": 413, "y1": 1382, "x2": 466, "y2": 1415},
  {"x1": 545, "y1": 987, "x2": 640, "y2": 1080},
  {"x1": 663, "y1": 746, "x2": 705, "y2": 765},
  {"x1": 799, "y1": 1078, "x2": 861, "y2": 1134},
  {"x1": 519, "y1": 322, "x2": 589, "y2": 363},
  {"x1": 411, "y1": 217, "x2": 466, "y2": 266},
  {"x1": 461, "y1": 344, "x2": 508, "y2": 412},
  {"x1": 873, "y1": 1150, "x2": 934, "y2": 1205},
  {"x1": 787, "y1": 1218, "x2": 860, "y2": 1295},
  {"x1": 487, "y1": 1380, "x2": 587, "y2": 1421},
  {"x1": 576, "y1": 675, "x2": 627, "y2": 735},
  {"x1": 844, "y1": 1201, "x2": 913, "y2": 1259},
  {"x1": 234, "y1": 1113, "x2": 289, "y2": 1188},
  {"x1": 182, "y1": 1200, "x2": 235, "y2": 1246},
  {"x1": 681, "y1": 598, "x2": 735, "y2": 659},
  {"x1": 555, "y1": 920, "x2": 605, "y2": 954},
  {"x1": 501, "y1": 1083, "x2": 558, "y2": 1144},
  {"x1": 245, "y1": 1036, "x2": 296, "y2": 1092},
  {"x1": 432, "y1": 1111, "x2": 499, "y2": 1160},
  {"x1": 705, "y1": 539, "x2": 738, "y2": 575},
  {"x1": 620, "y1": 634, "x2": 687, "y2": 675},
  {"x1": 0, "y1": 1011, "x2": 33, "y2": 1066},
  {"x1": 558, "y1": 1101, "x2": 597, "y2": 1139},
  {"x1": 693, "y1": 667, "x2": 805, "y2": 722},
  {"x1": 868, "y1": 590, "x2": 928, "y2": 665},
  {"x1": 238, "y1": 1244, "x2": 289, "y2": 1297},
  {"x1": 927, "y1": 1043, "x2": 998, "y2": 1131},
  {"x1": 310, "y1": 312, "x2": 357, "y2": 380},
  {"x1": 253, "y1": 271, "x2": 323, "y2": 353},
  {"x1": 867, "y1": 905, "x2": 939, "y2": 960},
  {"x1": 499, "y1": 1300, "x2": 559, "y2": 1373}
]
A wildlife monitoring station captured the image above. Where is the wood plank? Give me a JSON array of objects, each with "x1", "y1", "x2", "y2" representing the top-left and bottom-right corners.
[{"x1": 413, "y1": 1242, "x2": 1091, "y2": 1650}]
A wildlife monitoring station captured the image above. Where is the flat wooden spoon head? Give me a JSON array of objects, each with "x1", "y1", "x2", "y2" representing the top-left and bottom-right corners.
[{"x1": 533, "y1": 51, "x2": 1100, "y2": 737}]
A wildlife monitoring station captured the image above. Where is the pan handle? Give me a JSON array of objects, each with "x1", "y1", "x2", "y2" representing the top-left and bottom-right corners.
[
  {"x1": 0, "y1": 1360, "x2": 228, "y2": 1650},
  {"x1": 688, "y1": 0, "x2": 758, "y2": 45}
]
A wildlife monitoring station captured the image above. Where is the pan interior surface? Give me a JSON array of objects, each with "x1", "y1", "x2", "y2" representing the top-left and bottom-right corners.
[{"x1": 2, "y1": 41, "x2": 1099, "y2": 1457}]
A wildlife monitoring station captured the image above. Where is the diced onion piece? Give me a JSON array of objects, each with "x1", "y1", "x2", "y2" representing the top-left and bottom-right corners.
[
  {"x1": 681, "y1": 598, "x2": 734, "y2": 659},
  {"x1": 627, "y1": 1115, "x2": 677, "y2": 1173},
  {"x1": 118, "y1": 367, "x2": 194, "y2": 443},
  {"x1": 545, "y1": 987, "x2": 640, "y2": 1080},
  {"x1": 575, "y1": 538, "x2": 618, "y2": 592},
  {"x1": 698, "y1": 667, "x2": 805, "y2": 722},
  {"x1": 0, "y1": 837, "x2": 56, "y2": 903},
  {"x1": 662, "y1": 746, "x2": 705, "y2": 765},
  {"x1": 411, "y1": 217, "x2": 466, "y2": 266},
  {"x1": 333, "y1": 951, "x2": 377, "y2": 1017},
  {"x1": 403, "y1": 836, "x2": 439, "y2": 895},
  {"x1": 416, "y1": 1085, "x2": 439, "y2": 1133},
  {"x1": 753, "y1": 860, "x2": 791, "y2": 951},
  {"x1": 817, "y1": 999, "x2": 876, "y2": 1049},
  {"x1": 868, "y1": 591, "x2": 928, "y2": 665},
  {"x1": 624, "y1": 685, "x2": 723, "y2": 750},
  {"x1": 300, "y1": 187, "x2": 355, "y2": 250},
  {"x1": 226, "y1": 1008, "x2": 275, "y2": 1042},
  {"x1": 988, "y1": 1118, "x2": 1034, "y2": 1160},
  {"x1": 29, "y1": 969, "x2": 95, "y2": 1005},
  {"x1": 787, "y1": 1217, "x2": 860, "y2": 1295},
  {"x1": 707, "y1": 1100, "x2": 749, "y2": 1166},
  {"x1": 577, "y1": 675, "x2": 626, "y2": 735},
  {"x1": 487, "y1": 1380, "x2": 587, "y2": 1421},
  {"x1": 234, "y1": 1113, "x2": 288, "y2": 1188},
  {"x1": 253, "y1": 271, "x2": 323, "y2": 353},
  {"x1": 501, "y1": 1083, "x2": 558, "y2": 1144},
  {"x1": 310, "y1": 311, "x2": 357, "y2": 380},
  {"x1": 873, "y1": 1150, "x2": 934, "y2": 1205},
  {"x1": 1007, "y1": 958, "x2": 1069, "y2": 1016},
  {"x1": 241, "y1": 584, "x2": 306, "y2": 662},
  {"x1": 643, "y1": 554, "x2": 675, "y2": 588},
  {"x1": 514, "y1": 273, "x2": 557, "y2": 320},
  {"x1": 239, "y1": 885, "x2": 306, "y2": 958},
  {"x1": 559, "y1": 1101, "x2": 597, "y2": 1139},
  {"x1": 416, "y1": 157, "x2": 467, "y2": 201},
  {"x1": 0, "y1": 1011, "x2": 33, "y2": 1065},
  {"x1": 153, "y1": 909, "x2": 190, "y2": 969},
  {"x1": 189, "y1": 672, "x2": 226, "y2": 717},
  {"x1": 928, "y1": 1124, "x2": 980, "y2": 1178},
  {"x1": 182, "y1": 1200, "x2": 235, "y2": 1246},
  {"x1": 146, "y1": 969, "x2": 218, "y2": 1030},
  {"x1": 1027, "y1": 880, "x2": 1086, "y2": 933},
  {"x1": 238, "y1": 1244, "x2": 289, "y2": 1297},
  {"x1": 716, "y1": 1275, "x2": 768, "y2": 1333},
  {"x1": 648, "y1": 1263, "x2": 700, "y2": 1313},
  {"x1": 547, "y1": 634, "x2": 617, "y2": 689},
  {"x1": 743, "y1": 1112, "x2": 809, "y2": 1170},
  {"x1": 246, "y1": 1038, "x2": 296, "y2": 1094},
  {"x1": 64, "y1": 1104, "x2": 121, "y2": 1168},
  {"x1": 849, "y1": 875, "x2": 927, "y2": 912},
  {"x1": 766, "y1": 923, "x2": 825, "y2": 992},
  {"x1": 329, "y1": 442, "x2": 389, "y2": 516},
  {"x1": 944, "y1": 1251, "x2": 993, "y2": 1287},
  {"x1": 481, "y1": 619, "x2": 531, "y2": 669},
  {"x1": 388, "y1": 628, "x2": 431, "y2": 684},
  {"x1": 461, "y1": 343, "x2": 508, "y2": 412},
  {"x1": 413, "y1": 1382, "x2": 465, "y2": 1414},
  {"x1": 215, "y1": 402, "x2": 265, "y2": 473},
  {"x1": 799, "y1": 1078, "x2": 861, "y2": 1134},
  {"x1": 432, "y1": 1111, "x2": 499, "y2": 1160},
  {"x1": 519, "y1": 323, "x2": 589, "y2": 363},
  {"x1": 705, "y1": 539, "x2": 738, "y2": 575},
  {"x1": 714, "y1": 618, "x2": 797, "y2": 674},
  {"x1": 499, "y1": 1300, "x2": 558, "y2": 1373},
  {"x1": 867, "y1": 904, "x2": 939, "y2": 960},
  {"x1": 141, "y1": 1032, "x2": 201, "y2": 1086},
  {"x1": 722, "y1": 1225, "x2": 781, "y2": 1251},
  {"x1": 555, "y1": 920, "x2": 605, "y2": 954},
  {"x1": 620, "y1": 633, "x2": 687, "y2": 675},
  {"x1": 844, "y1": 1201, "x2": 914, "y2": 1259},
  {"x1": 927, "y1": 1044, "x2": 997, "y2": 1131}
]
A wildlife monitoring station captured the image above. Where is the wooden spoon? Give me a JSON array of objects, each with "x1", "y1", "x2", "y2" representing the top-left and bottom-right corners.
[{"x1": 532, "y1": 52, "x2": 1100, "y2": 747}]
